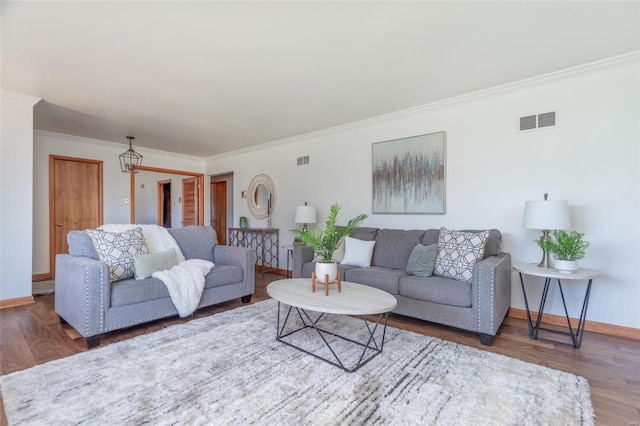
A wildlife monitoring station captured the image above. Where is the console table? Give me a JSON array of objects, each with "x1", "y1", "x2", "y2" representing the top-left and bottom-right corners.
[
  {"x1": 228, "y1": 228, "x2": 279, "y2": 278},
  {"x1": 513, "y1": 263, "x2": 600, "y2": 348}
]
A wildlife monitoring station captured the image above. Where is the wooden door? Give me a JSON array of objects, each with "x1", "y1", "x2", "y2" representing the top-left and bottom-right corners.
[
  {"x1": 210, "y1": 180, "x2": 227, "y2": 245},
  {"x1": 182, "y1": 177, "x2": 198, "y2": 227},
  {"x1": 50, "y1": 156, "x2": 103, "y2": 276}
]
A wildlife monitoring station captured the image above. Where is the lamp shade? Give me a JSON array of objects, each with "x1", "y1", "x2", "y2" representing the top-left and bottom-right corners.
[
  {"x1": 523, "y1": 200, "x2": 570, "y2": 230},
  {"x1": 294, "y1": 205, "x2": 316, "y2": 225}
]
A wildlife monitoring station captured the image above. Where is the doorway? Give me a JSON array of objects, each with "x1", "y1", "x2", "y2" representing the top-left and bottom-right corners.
[
  {"x1": 129, "y1": 165, "x2": 204, "y2": 226},
  {"x1": 157, "y1": 179, "x2": 172, "y2": 228},
  {"x1": 49, "y1": 155, "x2": 103, "y2": 277}
]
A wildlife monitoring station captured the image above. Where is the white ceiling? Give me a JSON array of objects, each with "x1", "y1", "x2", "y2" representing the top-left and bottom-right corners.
[{"x1": 2, "y1": 1, "x2": 639, "y2": 157}]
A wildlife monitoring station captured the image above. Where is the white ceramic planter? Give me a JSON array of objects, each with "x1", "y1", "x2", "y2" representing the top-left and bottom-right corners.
[
  {"x1": 315, "y1": 262, "x2": 338, "y2": 283},
  {"x1": 554, "y1": 259, "x2": 578, "y2": 274}
]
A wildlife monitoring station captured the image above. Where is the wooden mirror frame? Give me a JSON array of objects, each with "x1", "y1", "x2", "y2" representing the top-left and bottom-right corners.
[
  {"x1": 247, "y1": 173, "x2": 277, "y2": 219},
  {"x1": 130, "y1": 165, "x2": 204, "y2": 225}
]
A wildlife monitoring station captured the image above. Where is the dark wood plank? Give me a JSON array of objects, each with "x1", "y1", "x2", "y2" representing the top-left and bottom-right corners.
[{"x1": 0, "y1": 272, "x2": 638, "y2": 426}]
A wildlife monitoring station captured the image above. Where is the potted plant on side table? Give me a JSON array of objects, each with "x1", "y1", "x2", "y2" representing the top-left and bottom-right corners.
[
  {"x1": 291, "y1": 202, "x2": 367, "y2": 283},
  {"x1": 540, "y1": 230, "x2": 590, "y2": 274}
]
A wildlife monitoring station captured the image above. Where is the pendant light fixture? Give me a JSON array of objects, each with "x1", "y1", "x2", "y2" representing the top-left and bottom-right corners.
[{"x1": 119, "y1": 136, "x2": 143, "y2": 173}]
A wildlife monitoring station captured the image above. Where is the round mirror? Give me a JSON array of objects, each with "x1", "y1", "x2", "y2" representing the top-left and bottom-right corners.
[
  {"x1": 254, "y1": 184, "x2": 269, "y2": 208},
  {"x1": 247, "y1": 173, "x2": 277, "y2": 219}
]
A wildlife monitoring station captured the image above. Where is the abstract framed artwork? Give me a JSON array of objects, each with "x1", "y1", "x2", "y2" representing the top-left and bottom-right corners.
[{"x1": 372, "y1": 131, "x2": 446, "y2": 214}]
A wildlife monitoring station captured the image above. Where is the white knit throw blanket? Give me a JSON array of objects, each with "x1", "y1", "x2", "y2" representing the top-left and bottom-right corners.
[
  {"x1": 99, "y1": 224, "x2": 186, "y2": 262},
  {"x1": 152, "y1": 259, "x2": 214, "y2": 317}
]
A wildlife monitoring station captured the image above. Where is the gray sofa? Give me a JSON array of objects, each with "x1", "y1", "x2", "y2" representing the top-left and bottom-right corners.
[
  {"x1": 293, "y1": 227, "x2": 511, "y2": 345},
  {"x1": 55, "y1": 226, "x2": 256, "y2": 348}
]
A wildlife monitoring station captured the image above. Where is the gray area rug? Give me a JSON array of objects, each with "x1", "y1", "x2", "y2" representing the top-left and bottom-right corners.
[{"x1": 0, "y1": 299, "x2": 593, "y2": 425}]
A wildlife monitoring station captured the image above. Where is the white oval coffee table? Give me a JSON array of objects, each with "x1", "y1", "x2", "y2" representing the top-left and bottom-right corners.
[{"x1": 267, "y1": 278, "x2": 397, "y2": 372}]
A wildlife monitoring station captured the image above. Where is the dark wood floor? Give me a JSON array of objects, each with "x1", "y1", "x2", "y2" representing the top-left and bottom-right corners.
[{"x1": 1, "y1": 272, "x2": 639, "y2": 426}]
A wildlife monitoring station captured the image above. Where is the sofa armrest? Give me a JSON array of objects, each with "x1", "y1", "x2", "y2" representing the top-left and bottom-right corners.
[
  {"x1": 54, "y1": 254, "x2": 110, "y2": 338},
  {"x1": 213, "y1": 245, "x2": 256, "y2": 296},
  {"x1": 472, "y1": 252, "x2": 512, "y2": 336},
  {"x1": 292, "y1": 245, "x2": 314, "y2": 278}
]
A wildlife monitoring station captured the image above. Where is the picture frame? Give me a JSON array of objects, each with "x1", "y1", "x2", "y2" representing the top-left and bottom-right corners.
[{"x1": 372, "y1": 131, "x2": 446, "y2": 214}]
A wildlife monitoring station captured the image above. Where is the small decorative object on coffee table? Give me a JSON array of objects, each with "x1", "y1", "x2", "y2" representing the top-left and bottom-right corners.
[
  {"x1": 267, "y1": 278, "x2": 397, "y2": 372},
  {"x1": 311, "y1": 271, "x2": 342, "y2": 295},
  {"x1": 291, "y1": 202, "x2": 367, "y2": 284}
]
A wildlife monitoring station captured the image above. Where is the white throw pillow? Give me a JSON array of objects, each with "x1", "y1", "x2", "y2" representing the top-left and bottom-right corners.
[
  {"x1": 134, "y1": 248, "x2": 179, "y2": 280},
  {"x1": 341, "y1": 236, "x2": 376, "y2": 268},
  {"x1": 87, "y1": 227, "x2": 148, "y2": 283}
]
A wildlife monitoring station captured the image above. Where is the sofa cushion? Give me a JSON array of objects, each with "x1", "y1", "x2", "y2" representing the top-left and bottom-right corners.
[
  {"x1": 204, "y1": 265, "x2": 244, "y2": 288},
  {"x1": 341, "y1": 237, "x2": 376, "y2": 267},
  {"x1": 67, "y1": 230, "x2": 99, "y2": 260},
  {"x1": 168, "y1": 226, "x2": 217, "y2": 262},
  {"x1": 420, "y1": 229, "x2": 441, "y2": 246},
  {"x1": 372, "y1": 229, "x2": 425, "y2": 269},
  {"x1": 87, "y1": 228, "x2": 148, "y2": 283},
  {"x1": 434, "y1": 228, "x2": 489, "y2": 284},
  {"x1": 134, "y1": 248, "x2": 179, "y2": 280},
  {"x1": 347, "y1": 227, "x2": 378, "y2": 241},
  {"x1": 406, "y1": 243, "x2": 438, "y2": 278},
  {"x1": 111, "y1": 264, "x2": 243, "y2": 307},
  {"x1": 344, "y1": 266, "x2": 405, "y2": 295},
  {"x1": 398, "y1": 275, "x2": 472, "y2": 308}
]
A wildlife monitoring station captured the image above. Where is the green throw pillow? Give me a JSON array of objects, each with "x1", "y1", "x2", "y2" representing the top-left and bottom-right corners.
[
  {"x1": 406, "y1": 243, "x2": 438, "y2": 278},
  {"x1": 134, "y1": 248, "x2": 179, "y2": 280}
]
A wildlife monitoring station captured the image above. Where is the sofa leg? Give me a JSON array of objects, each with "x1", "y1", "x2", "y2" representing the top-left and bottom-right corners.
[
  {"x1": 479, "y1": 333, "x2": 494, "y2": 346},
  {"x1": 85, "y1": 335, "x2": 102, "y2": 349},
  {"x1": 241, "y1": 295, "x2": 252, "y2": 304}
]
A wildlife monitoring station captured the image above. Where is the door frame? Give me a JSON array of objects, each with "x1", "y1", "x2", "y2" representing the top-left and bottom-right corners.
[
  {"x1": 130, "y1": 165, "x2": 204, "y2": 225},
  {"x1": 48, "y1": 155, "x2": 103, "y2": 278}
]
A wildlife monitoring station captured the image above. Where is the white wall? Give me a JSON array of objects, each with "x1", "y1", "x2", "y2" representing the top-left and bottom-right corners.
[
  {"x1": 205, "y1": 57, "x2": 640, "y2": 329},
  {"x1": 134, "y1": 172, "x2": 186, "y2": 228},
  {"x1": 32, "y1": 131, "x2": 206, "y2": 274},
  {"x1": 1, "y1": 91, "x2": 40, "y2": 300}
]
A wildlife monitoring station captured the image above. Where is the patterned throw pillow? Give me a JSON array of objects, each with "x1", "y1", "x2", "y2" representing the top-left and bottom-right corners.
[
  {"x1": 87, "y1": 227, "x2": 148, "y2": 282},
  {"x1": 434, "y1": 228, "x2": 489, "y2": 284}
]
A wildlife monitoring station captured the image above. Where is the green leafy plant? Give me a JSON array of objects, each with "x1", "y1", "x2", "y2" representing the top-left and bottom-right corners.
[
  {"x1": 291, "y1": 203, "x2": 367, "y2": 263},
  {"x1": 539, "y1": 230, "x2": 590, "y2": 261}
]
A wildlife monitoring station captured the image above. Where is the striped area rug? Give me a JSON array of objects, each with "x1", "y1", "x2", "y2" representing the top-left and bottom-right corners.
[{"x1": 0, "y1": 299, "x2": 593, "y2": 425}]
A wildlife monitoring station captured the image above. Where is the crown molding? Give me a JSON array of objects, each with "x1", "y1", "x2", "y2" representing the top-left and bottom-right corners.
[
  {"x1": 34, "y1": 129, "x2": 205, "y2": 163},
  {"x1": 207, "y1": 50, "x2": 640, "y2": 161},
  {"x1": 1, "y1": 90, "x2": 41, "y2": 106}
]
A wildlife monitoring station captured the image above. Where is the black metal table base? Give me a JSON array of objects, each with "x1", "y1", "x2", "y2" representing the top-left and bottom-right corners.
[
  {"x1": 518, "y1": 273, "x2": 593, "y2": 348},
  {"x1": 275, "y1": 302, "x2": 390, "y2": 372}
]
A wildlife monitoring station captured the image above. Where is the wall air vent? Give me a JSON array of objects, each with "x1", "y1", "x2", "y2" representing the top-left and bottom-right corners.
[
  {"x1": 519, "y1": 111, "x2": 557, "y2": 132},
  {"x1": 297, "y1": 156, "x2": 310, "y2": 166}
]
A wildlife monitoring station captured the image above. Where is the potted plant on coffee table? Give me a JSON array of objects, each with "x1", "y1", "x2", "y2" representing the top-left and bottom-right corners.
[
  {"x1": 291, "y1": 202, "x2": 367, "y2": 283},
  {"x1": 541, "y1": 230, "x2": 590, "y2": 274}
]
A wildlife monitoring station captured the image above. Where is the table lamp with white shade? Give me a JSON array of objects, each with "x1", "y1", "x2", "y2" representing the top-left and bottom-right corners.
[
  {"x1": 294, "y1": 202, "x2": 316, "y2": 233},
  {"x1": 523, "y1": 193, "x2": 571, "y2": 268}
]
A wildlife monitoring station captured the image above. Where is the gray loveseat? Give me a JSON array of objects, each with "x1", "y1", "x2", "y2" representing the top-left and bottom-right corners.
[
  {"x1": 55, "y1": 226, "x2": 256, "y2": 348},
  {"x1": 293, "y1": 227, "x2": 511, "y2": 345}
]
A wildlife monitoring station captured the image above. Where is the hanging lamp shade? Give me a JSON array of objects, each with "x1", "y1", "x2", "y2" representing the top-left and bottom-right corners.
[{"x1": 119, "y1": 136, "x2": 143, "y2": 173}]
